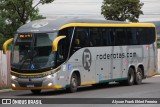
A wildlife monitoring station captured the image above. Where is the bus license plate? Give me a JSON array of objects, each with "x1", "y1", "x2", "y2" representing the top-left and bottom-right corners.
[{"x1": 27, "y1": 85, "x2": 34, "y2": 88}]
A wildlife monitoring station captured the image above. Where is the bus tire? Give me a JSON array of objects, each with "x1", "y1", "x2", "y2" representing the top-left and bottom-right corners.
[
  {"x1": 66, "y1": 73, "x2": 78, "y2": 93},
  {"x1": 135, "y1": 67, "x2": 143, "y2": 85},
  {"x1": 31, "y1": 89, "x2": 41, "y2": 94},
  {"x1": 126, "y1": 68, "x2": 135, "y2": 86}
]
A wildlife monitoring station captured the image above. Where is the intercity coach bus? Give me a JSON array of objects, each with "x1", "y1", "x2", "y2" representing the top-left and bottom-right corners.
[{"x1": 3, "y1": 18, "x2": 158, "y2": 94}]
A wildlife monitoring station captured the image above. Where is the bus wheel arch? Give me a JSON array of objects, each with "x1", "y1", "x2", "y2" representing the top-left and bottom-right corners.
[
  {"x1": 73, "y1": 71, "x2": 81, "y2": 86},
  {"x1": 66, "y1": 70, "x2": 81, "y2": 93}
]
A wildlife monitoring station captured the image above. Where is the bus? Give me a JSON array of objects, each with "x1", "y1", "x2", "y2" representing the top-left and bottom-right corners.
[{"x1": 3, "y1": 18, "x2": 158, "y2": 94}]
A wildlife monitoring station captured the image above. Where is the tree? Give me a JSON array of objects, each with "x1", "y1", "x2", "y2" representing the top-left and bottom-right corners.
[
  {"x1": 101, "y1": 0, "x2": 144, "y2": 22},
  {"x1": 0, "y1": 0, "x2": 54, "y2": 37},
  {"x1": 0, "y1": 16, "x2": 6, "y2": 36},
  {"x1": 0, "y1": 34, "x2": 5, "y2": 50},
  {"x1": 0, "y1": 16, "x2": 7, "y2": 50}
]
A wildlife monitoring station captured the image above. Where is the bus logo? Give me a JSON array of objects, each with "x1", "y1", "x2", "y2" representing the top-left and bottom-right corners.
[
  {"x1": 32, "y1": 22, "x2": 48, "y2": 28},
  {"x1": 82, "y1": 49, "x2": 92, "y2": 71}
]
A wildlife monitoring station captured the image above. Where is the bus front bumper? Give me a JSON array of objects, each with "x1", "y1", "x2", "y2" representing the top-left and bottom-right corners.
[
  {"x1": 11, "y1": 85, "x2": 62, "y2": 90},
  {"x1": 11, "y1": 75, "x2": 63, "y2": 90}
]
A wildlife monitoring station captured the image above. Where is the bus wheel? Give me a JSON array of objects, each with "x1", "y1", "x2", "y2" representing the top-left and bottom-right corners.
[
  {"x1": 126, "y1": 68, "x2": 135, "y2": 86},
  {"x1": 135, "y1": 67, "x2": 143, "y2": 85},
  {"x1": 31, "y1": 89, "x2": 41, "y2": 94},
  {"x1": 67, "y1": 73, "x2": 78, "y2": 93}
]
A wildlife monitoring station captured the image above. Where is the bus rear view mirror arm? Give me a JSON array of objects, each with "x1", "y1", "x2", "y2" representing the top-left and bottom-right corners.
[
  {"x1": 3, "y1": 38, "x2": 13, "y2": 54},
  {"x1": 52, "y1": 36, "x2": 66, "y2": 52}
]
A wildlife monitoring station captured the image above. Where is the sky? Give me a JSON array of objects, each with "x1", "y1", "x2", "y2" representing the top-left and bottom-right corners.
[{"x1": 37, "y1": 0, "x2": 160, "y2": 22}]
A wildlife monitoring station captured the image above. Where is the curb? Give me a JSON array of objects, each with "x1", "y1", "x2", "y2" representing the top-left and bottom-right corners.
[{"x1": 153, "y1": 75, "x2": 160, "y2": 77}]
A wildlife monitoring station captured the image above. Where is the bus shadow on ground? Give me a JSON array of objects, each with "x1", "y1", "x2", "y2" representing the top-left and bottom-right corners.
[{"x1": 17, "y1": 82, "x2": 151, "y2": 96}]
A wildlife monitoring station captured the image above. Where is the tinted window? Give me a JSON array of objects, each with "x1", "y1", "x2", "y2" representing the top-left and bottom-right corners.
[
  {"x1": 109, "y1": 29, "x2": 116, "y2": 46},
  {"x1": 58, "y1": 27, "x2": 73, "y2": 60},
  {"x1": 126, "y1": 28, "x2": 138, "y2": 45},
  {"x1": 136, "y1": 28, "x2": 145, "y2": 44},
  {"x1": 74, "y1": 28, "x2": 89, "y2": 47},
  {"x1": 102, "y1": 28, "x2": 110, "y2": 46},
  {"x1": 70, "y1": 27, "x2": 89, "y2": 56},
  {"x1": 90, "y1": 28, "x2": 102, "y2": 46},
  {"x1": 136, "y1": 28, "x2": 155, "y2": 45},
  {"x1": 115, "y1": 28, "x2": 126, "y2": 46},
  {"x1": 70, "y1": 27, "x2": 155, "y2": 51},
  {"x1": 101, "y1": 28, "x2": 116, "y2": 46}
]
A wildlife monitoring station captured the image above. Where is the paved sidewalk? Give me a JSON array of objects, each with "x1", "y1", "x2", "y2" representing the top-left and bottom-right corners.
[{"x1": 153, "y1": 75, "x2": 160, "y2": 77}]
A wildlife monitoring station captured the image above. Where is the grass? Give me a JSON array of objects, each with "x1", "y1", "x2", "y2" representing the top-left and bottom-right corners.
[
  {"x1": 0, "y1": 86, "x2": 10, "y2": 90},
  {"x1": 158, "y1": 40, "x2": 160, "y2": 48}
]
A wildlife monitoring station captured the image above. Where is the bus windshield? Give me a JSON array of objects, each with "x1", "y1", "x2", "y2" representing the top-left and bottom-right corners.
[{"x1": 11, "y1": 32, "x2": 58, "y2": 70}]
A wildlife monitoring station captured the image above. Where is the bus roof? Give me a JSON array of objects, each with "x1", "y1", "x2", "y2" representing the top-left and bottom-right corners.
[{"x1": 17, "y1": 17, "x2": 155, "y2": 33}]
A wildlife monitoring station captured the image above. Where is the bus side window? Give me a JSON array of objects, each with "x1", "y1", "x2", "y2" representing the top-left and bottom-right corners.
[
  {"x1": 75, "y1": 28, "x2": 89, "y2": 48},
  {"x1": 71, "y1": 27, "x2": 89, "y2": 54},
  {"x1": 90, "y1": 28, "x2": 102, "y2": 46},
  {"x1": 136, "y1": 28, "x2": 155, "y2": 45},
  {"x1": 148, "y1": 28, "x2": 155, "y2": 44},
  {"x1": 101, "y1": 28, "x2": 112, "y2": 46},
  {"x1": 115, "y1": 28, "x2": 126, "y2": 46},
  {"x1": 127, "y1": 28, "x2": 138, "y2": 45},
  {"x1": 101, "y1": 28, "x2": 107, "y2": 46},
  {"x1": 109, "y1": 29, "x2": 116, "y2": 46},
  {"x1": 143, "y1": 28, "x2": 155, "y2": 44},
  {"x1": 136, "y1": 28, "x2": 145, "y2": 45}
]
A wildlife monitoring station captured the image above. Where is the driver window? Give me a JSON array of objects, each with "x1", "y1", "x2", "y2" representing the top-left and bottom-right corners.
[{"x1": 70, "y1": 27, "x2": 89, "y2": 56}]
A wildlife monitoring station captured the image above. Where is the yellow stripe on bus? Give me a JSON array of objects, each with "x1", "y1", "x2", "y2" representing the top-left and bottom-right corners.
[
  {"x1": 11, "y1": 85, "x2": 62, "y2": 90},
  {"x1": 81, "y1": 81, "x2": 96, "y2": 86},
  {"x1": 59, "y1": 23, "x2": 155, "y2": 30},
  {"x1": 11, "y1": 66, "x2": 61, "y2": 76}
]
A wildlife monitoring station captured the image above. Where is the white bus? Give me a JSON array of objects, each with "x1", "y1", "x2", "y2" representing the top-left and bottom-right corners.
[{"x1": 3, "y1": 18, "x2": 158, "y2": 94}]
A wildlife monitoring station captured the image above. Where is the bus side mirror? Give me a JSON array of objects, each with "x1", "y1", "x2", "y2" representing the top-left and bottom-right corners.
[
  {"x1": 3, "y1": 38, "x2": 14, "y2": 54},
  {"x1": 52, "y1": 36, "x2": 66, "y2": 52}
]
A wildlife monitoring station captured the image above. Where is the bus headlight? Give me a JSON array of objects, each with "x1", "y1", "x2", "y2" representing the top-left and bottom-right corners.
[
  {"x1": 11, "y1": 84, "x2": 16, "y2": 87},
  {"x1": 11, "y1": 75, "x2": 17, "y2": 80},
  {"x1": 46, "y1": 73, "x2": 57, "y2": 79},
  {"x1": 48, "y1": 83, "x2": 53, "y2": 86},
  {"x1": 47, "y1": 75, "x2": 52, "y2": 79}
]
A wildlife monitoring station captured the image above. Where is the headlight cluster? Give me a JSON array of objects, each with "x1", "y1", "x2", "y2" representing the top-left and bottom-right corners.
[
  {"x1": 46, "y1": 73, "x2": 57, "y2": 79},
  {"x1": 11, "y1": 75, "x2": 17, "y2": 80},
  {"x1": 46, "y1": 75, "x2": 52, "y2": 78}
]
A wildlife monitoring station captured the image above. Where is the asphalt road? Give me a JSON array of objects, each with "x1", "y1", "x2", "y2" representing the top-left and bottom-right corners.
[{"x1": 1, "y1": 76, "x2": 160, "y2": 107}]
